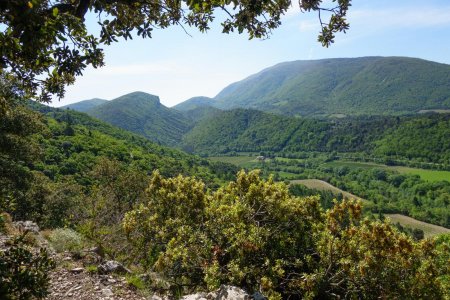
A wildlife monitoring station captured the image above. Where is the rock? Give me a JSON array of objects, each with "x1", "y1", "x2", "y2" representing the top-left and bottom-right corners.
[
  {"x1": 102, "y1": 288, "x2": 114, "y2": 297},
  {"x1": 150, "y1": 295, "x2": 169, "y2": 300},
  {"x1": 13, "y1": 220, "x2": 40, "y2": 233},
  {"x1": 98, "y1": 260, "x2": 131, "y2": 275},
  {"x1": 87, "y1": 246, "x2": 105, "y2": 257},
  {"x1": 107, "y1": 278, "x2": 117, "y2": 284},
  {"x1": 180, "y1": 292, "x2": 211, "y2": 300},
  {"x1": 181, "y1": 285, "x2": 250, "y2": 300},
  {"x1": 70, "y1": 267, "x2": 84, "y2": 274},
  {"x1": 252, "y1": 292, "x2": 266, "y2": 300},
  {"x1": 215, "y1": 285, "x2": 250, "y2": 300}
]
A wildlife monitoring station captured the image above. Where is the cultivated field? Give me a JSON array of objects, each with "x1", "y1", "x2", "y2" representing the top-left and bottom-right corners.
[
  {"x1": 326, "y1": 161, "x2": 450, "y2": 182},
  {"x1": 385, "y1": 214, "x2": 450, "y2": 237},
  {"x1": 208, "y1": 156, "x2": 258, "y2": 166},
  {"x1": 290, "y1": 179, "x2": 365, "y2": 202},
  {"x1": 291, "y1": 179, "x2": 449, "y2": 237},
  {"x1": 391, "y1": 166, "x2": 450, "y2": 182}
]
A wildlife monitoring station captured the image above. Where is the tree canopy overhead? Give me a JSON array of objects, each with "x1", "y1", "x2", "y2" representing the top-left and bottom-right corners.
[{"x1": 0, "y1": 0, "x2": 350, "y2": 102}]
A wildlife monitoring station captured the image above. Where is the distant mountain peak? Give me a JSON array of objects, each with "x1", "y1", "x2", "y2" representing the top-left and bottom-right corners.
[
  {"x1": 114, "y1": 91, "x2": 161, "y2": 103},
  {"x1": 84, "y1": 91, "x2": 189, "y2": 146},
  {"x1": 212, "y1": 56, "x2": 450, "y2": 116},
  {"x1": 121, "y1": 91, "x2": 159, "y2": 98}
]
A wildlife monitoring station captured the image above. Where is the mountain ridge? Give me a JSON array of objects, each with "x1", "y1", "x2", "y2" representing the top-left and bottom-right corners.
[
  {"x1": 85, "y1": 91, "x2": 191, "y2": 146},
  {"x1": 168, "y1": 56, "x2": 450, "y2": 117}
]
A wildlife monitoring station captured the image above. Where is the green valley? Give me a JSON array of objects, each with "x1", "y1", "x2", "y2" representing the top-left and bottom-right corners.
[
  {"x1": 2, "y1": 0, "x2": 450, "y2": 297},
  {"x1": 182, "y1": 109, "x2": 450, "y2": 167},
  {"x1": 1, "y1": 100, "x2": 238, "y2": 226},
  {"x1": 209, "y1": 153, "x2": 450, "y2": 228},
  {"x1": 2, "y1": 58, "x2": 450, "y2": 300}
]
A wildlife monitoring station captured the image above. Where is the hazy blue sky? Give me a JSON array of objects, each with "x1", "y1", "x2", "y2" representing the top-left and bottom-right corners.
[{"x1": 54, "y1": 0, "x2": 450, "y2": 107}]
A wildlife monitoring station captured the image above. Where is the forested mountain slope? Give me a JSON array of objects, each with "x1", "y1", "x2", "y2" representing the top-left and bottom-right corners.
[
  {"x1": 180, "y1": 106, "x2": 222, "y2": 124},
  {"x1": 172, "y1": 96, "x2": 215, "y2": 111},
  {"x1": 209, "y1": 57, "x2": 450, "y2": 116},
  {"x1": 61, "y1": 98, "x2": 108, "y2": 112},
  {"x1": 1, "y1": 101, "x2": 238, "y2": 223},
  {"x1": 31, "y1": 103, "x2": 232, "y2": 181},
  {"x1": 85, "y1": 92, "x2": 191, "y2": 146},
  {"x1": 182, "y1": 109, "x2": 450, "y2": 165}
]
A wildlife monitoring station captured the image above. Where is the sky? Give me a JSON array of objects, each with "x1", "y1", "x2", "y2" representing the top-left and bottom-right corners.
[{"x1": 53, "y1": 0, "x2": 450, "y2": 108}]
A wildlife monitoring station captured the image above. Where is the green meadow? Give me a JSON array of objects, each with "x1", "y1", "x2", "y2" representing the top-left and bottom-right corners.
[{"x1": 326, "y1": 161, "x2": 450, "y2": 182}]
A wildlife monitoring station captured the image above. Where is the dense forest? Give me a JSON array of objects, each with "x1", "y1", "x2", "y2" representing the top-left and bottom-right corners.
[{"x1": 182, "y1": 109, "x2": 450, "y2": 167}]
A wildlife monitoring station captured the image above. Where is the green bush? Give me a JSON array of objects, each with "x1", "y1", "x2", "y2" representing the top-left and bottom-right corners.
[
  {"x1": 0, "y1": 213, "x2": 13, "y2": 234},
  {"x1": 123, "y1": 170, "x2": 450, "y2": 299},
  {"x1": 126, "y1": 275, "x2": 145, "y2": 290},
  {"x1": 0, "y1": 214, "x2": 7, "y2": 234},
  {"x1": 85, "y1": 265, "x2": 98, "y2": 274},
  {"x1": 48, "y1": 228, "x2": 84, "y2": 253},
  {"x1": 0, "y1": 236, "x2": 55, "y2": 300}
]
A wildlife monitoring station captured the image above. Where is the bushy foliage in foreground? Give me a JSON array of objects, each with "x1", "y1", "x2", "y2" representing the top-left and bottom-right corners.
[
  {"x1": 123, "y1": 170, "x2": 449, "y2": 299},
  {"x1": 0, "y1": 236, "x2": 55, "y2": 300}
]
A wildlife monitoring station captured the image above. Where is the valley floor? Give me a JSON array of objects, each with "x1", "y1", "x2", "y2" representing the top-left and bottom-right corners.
[
  {"x1": 209, "y1": 154, "x2": 450, "y2": 236},
  {"x1": 291, "y1": 178, "x2": 450, "y2": 237}
]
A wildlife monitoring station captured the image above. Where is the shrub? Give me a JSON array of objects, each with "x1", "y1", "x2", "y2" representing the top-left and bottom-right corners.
[
  {"x1": 0, "y1": 236, "x2": 55, "y2": 299},
  {"x1": 0, "y1": 212, "x2": 12, "y2": 234},
  {"x1": 47, "y1": 228, "x2": 84, "y2": 253},
  {"x1": 85, "y1": 265, "x2": 98, "y2": 274},
  {"x1": 126, "y1": 275, "x2": 146, "y2": 290},
  {"x1": 123, "y1": 170, "x2": 450, "y2": 299}
]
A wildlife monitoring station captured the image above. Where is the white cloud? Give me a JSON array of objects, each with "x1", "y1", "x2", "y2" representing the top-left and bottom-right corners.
[{"x1": 293, "y1": 5, "x2": 450, "y2": 35}]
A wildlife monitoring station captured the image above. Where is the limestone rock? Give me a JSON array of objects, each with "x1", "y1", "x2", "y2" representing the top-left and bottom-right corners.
[
  {"x1": 216, "y1": 285, "x2": 250, "y2": 300},
  {"x1": 181, "y1": 285, "x2": 251, "y2": 300},
  {"x1": 13, "y1": 220, "x2": 40, "y2": 233},
  {"x1": 70, "y1": 267, "x2": 84, "y2": 274},
  {"x1": 98, "y1": 260, "x2": 131, "y2": 275},
  {"x1": 180, "y1": 292, "x2": 212, "y2": 300}
]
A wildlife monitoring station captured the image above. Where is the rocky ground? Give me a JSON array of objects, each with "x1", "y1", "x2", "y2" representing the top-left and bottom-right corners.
[
  {"x1": 1, "y1": 220, "x2": 255, "y2": 300},
  {"x1": 0, "y1": 220, "x2": 150, "y2": 300},
  {"x1": 46, "y1": 253, "x2": 148, "y2": 300}
]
